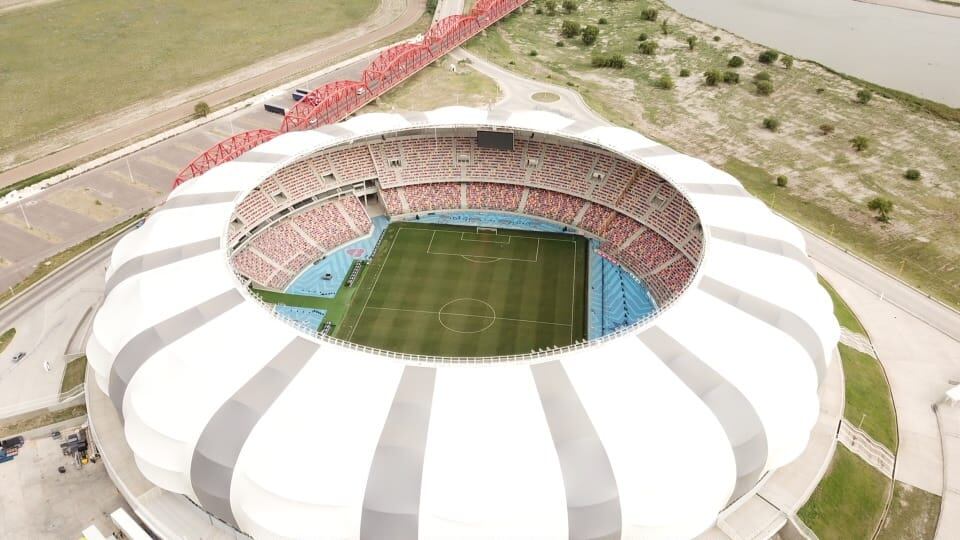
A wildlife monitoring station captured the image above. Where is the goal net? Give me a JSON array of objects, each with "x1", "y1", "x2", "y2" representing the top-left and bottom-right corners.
[{"x1": 477, "y1": 227, "x2": 498, "y2": 234}]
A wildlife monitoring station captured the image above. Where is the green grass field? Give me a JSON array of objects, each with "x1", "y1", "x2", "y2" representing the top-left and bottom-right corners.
[
  {"x1": 336, "y1": 222, "x2": 588, "y2": 357},
  {"x1": 0, "y1": 0, "x2": 377, "y2": 158}
]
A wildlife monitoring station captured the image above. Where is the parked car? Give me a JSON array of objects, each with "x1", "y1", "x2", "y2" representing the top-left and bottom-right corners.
[{"x1": 11, "y1": 352, "x2": 25, "y2": 363}]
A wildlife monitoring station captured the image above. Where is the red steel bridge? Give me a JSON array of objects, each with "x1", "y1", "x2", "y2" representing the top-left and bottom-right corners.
[{"x1": 173, "y1": 0, "x2": 527, "y2": 187}]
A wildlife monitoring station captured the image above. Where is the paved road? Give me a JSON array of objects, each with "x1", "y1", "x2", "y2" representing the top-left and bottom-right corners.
[{"x1": 0, "y1": 0, "x2": 424, "y2": 189}]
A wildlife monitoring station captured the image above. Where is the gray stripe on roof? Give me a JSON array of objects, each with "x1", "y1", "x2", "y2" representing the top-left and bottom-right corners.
[
  {"x1": 360, "y1": 366, "x2": 436, "y2": 540},
  {"x1": 707, "y1": 226, "x2": 816, "y2": 274},
  {"x1": 532, "y1": 361, "x2": 621, "y2": 540},
  {"x1": 627, "y1": 145, "x2": 678, "y2": 160},
  {"x1": 158, "y1": 191, "x2": 239, "y2": 212},
  {"x1": 105, "y1": 237, "x2": 220, "y2": 295},
  {"x1": 700, "y1": 275, "x2": 827, "y2": 385},
  {"x1": 190, "y1": 337, "x2": 319, "y2": 528},
  {"x1": 233, "y1": 151, "x2": 288, "y2": 164},
  {"x1": 682, "y1": 183, "x2": 749, "y2": 197},
  {"x1": 108, "y1": 289, "x2": 244, "y2": 417},
  {"x1": 400, "y1": 111, "x2": 430, "y2": 126},
  {"x1": 638, "y1": 328, "x2": 767, "y2": 502}
]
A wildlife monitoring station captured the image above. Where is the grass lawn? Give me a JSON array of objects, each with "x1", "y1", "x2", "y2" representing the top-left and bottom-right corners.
[
  {"x1": 877, "y1": 481, "x2": 941, "y2": 540},
  {"x1": 0, "y1": 0, "x2": 377, "y2": 157},
  {"x1": 0, "y1": 328, "x2": 15, "y2": 356},
  {"x1": 465, "y1": 0, "x2": 960, "y2": 310},
  {"x1": 840, "y1": 343, "x2": 898, "y2": 453},
  {"x1": 60, "y1": 356, "x2": 87, "y2": 394},
  {"x1": 799, "y1": 445, "x2": 892, "y2": 540},
  {"x1": 0, "y1": 405, "x2": 87, "y2": 439},
  {"x1": 361, "y1": 56, "x2": 501, "y2": 113},
  {"x1": 818, "y1": 275, "x2": 867, "y2": 335},
  {"x1": 337, "y1": 222, "x2": 588, "y2": 357}
]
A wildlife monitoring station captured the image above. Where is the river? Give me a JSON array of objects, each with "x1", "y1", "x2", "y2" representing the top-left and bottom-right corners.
[{"x1": 664, "y1": 0, "x2": 960, "y2": 106}]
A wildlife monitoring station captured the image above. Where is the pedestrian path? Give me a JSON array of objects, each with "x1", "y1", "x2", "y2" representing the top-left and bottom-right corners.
[
  {"x1": 838, "y1": 419, "x2": 895, "y2": 477},
  {"x1": 839, "y1": 327, "x2": 876, "y2": 357}
]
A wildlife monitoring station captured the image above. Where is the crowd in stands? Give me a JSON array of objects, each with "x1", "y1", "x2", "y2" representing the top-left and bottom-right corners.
[
  {"x1": 524, "y1": 188, "x2": 584, "y2": 224},
  {"x1": 230, "y1": 134, "x2": 705, "y2": 301},
  {"x1": 232, "y1": 196, "x2": 371, "y2": 289},
  {"x1": 466, "y1": 182, "x2": 522, "y2": 212}
]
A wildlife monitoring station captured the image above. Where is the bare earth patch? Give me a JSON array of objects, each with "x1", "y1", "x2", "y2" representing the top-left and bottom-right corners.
[
  {"x1": 47, "y1": 188, "x2": 124, "y2": 222},
  {"x1": 532, "y1": 92, "x2": 560, "y2": 103}
]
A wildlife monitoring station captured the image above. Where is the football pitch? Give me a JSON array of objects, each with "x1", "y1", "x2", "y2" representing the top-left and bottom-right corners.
[{"x1": 337, "y1": 222, "x2": 588, "y2": 357}]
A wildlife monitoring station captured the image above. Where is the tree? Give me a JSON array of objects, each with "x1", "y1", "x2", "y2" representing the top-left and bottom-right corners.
[
  {"x1": 904, "y1": 169, "x2": 921, "y2": 181},
  {"x1": 763, "y1": 117, "x2": 781, "y2": 131},
  {"x1": 867, "y1": 197, "x2": 893, "y2": 222},
  {"x1": 545, "y1": 0, "x2": 557, "y2": 15},
  {"x1": 655, "y1": 74, "x2": 675, "y2": 90},
  {"x1": 193, "y1": 101, "x2": 211, "y2": 118},
  {"x1": 638, "y1": 40, "x2": 658, "y2": 55},
  {"x1": 561, "y1": 20, "x2": 581, "y2": 38},
  {"x1": 758, "y1": 49, "x2": 780, "y2": 64},
  {"x1": 753, "y1": 71, "x2": 771, "y2": 82},
  {"x1": 598, "y1": 17, "x2": 608, "y2": 25},
  {"x1": 856, "y1": 89, "x2": 873, "y2": 104},
  {"x1": 528, "y1": 50, "x2": 538, "y2": 57},
  {"x1": 591, "y1": 53, "x2": 625, "y2": 69},
  {"x1": 755, "y1": 80, "x2": 775, "y2": 96},
  {"x1": 723, "y1": 71, "x2": 740, "y2": 84},
  {"x1": 819, "y1": 123, "x2": 835, "y2": 135},
  {"x1": 679, "y1": 68, "x2": 691, "y2": 77},
  {"x1": 686, "y1": 36, "x2": 697, "y2": 50},
  {"x1": 426, "y1": 0, "x2": 438, "y2": 14},
  {"x1": 728, "y1": 55, "x2": 744, "y2": 68},
  {"x1": 637, "y1": 32, "x2": 648, "y2": 42},
  {"x1": 850, "y1": 135, "x2": 870, "y2": 152},
  {"x1": 581, "y1": 25, "x2": 599, "y2": 46},
  {"x1": 640, "y1": 8, "x2": 658, "y2": 21},
  {"x1": 562, "y1": 0, "x2": 577, "y2": 14},
  {"x1": 776, "y1": 175, "x2": 788, "y2": 188},
  {"x1": 660, "y1": 18, "x2": 670, "y2": 35},
  {"x1": 781, "y1": 55, "x2": 794, "y2": 69},
  {"x1": 703, "y1": 69, "x2": 722, "y2": 87}
]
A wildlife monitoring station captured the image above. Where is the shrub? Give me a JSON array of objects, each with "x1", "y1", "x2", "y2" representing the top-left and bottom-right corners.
[
  {"x1": 426, "y1": 0, "x2": 438, "y2": 14},
  {"x1": 755, "y1": 80, "x2": 775, "y2": 96},
  {"x1": 758, "y1": 49, "x2": 780, "y2": 64},
  {"x1": 850, "y1": 135, "x2": 870, "y2": 152},
  {"x1": 640, "y1": 8, "x2": 658, "y2": 21},
  {"x1": 562, "y1": 0, "x2": 578, "y2": 13},
  {"x1": 638, "y1": 40, "x2": 658, "y2": 55},
  {"x1": 819, "y1": 123, "x2": 835, "y2": 135},
  {"x1": 591, "y1": 53, "x2": 626, "y2": 69},
  {"x1": 753, "y1": 71, "x2": 771, "y2": 82},
  {"x1": 728, "y1": 55, "x2": 744, "y2": 68},
  {"x1": 703, "y1": 69, "x2": 722, "y2": 87},
  {"x1": 637, "y1": 32, "x2": 648, "y2": 42},
  {"x1": 816, "y1": 87, "x2": 826, "y2": 94},
  {"x1": 561, "y1": 20, "x2": 581, "y2": 38},
  {"x1": 660, "y1": 19, "x2": 670, "y2": 35},
  {"x1": 781, "y1": 55, "x2": 794, "y2": 69},
  {"x1": 867, "y1": 196, "x2": 893, "y2": 222},
  {"x1": 545, "y1": 0, "x2": 557, "y2": 14},
  {"x1": 776, "y1": 175, "x2": 788, "y2": 187},
  {"x1": 581, "y1": 25, "x2": 599, "y2": 45},
  {"x1": 686, "y1": 36, "x2": 697, "y2": 50},
  {"x1": 655, "y1": 74, "x2": 675, "y2": 90},
  {"x1": 856, "y1": 89, "x2": 873, "y2": 104},
  {"x1": 713, "y1": 35, "x2": 721, "y2": 41},
  {"x1": 536, "y1": 7, "x2": 543, "y2": 14},
  {"x1": 528, "y1": 50, "x2": 538, "y2": 57},
  {"x1": 556, "y1": 40, "x2": 565, "y2": 47},
  {"x1": 598, "y1": 17, "x2": 608, "y2": 25},
  {"x1": 723, "y1": 71, "x2": 740, "y2": 84},
  {"x1": 763, "y1": 117, "x2": 781, "y2": 131},
  {"x1": 679, "y1": 68, "x2": 691, "y2": 77},
  {"x1": 904, "y1": 169, "x2": 921, "y2": 181},
  {"x1": 193, "y1": 101, "x2": 211, "y2": 118}
]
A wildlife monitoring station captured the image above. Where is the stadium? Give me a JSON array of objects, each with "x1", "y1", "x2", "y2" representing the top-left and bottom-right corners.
[{"x1": 85, "y1": 106, "x2": 839, "y2": 539}]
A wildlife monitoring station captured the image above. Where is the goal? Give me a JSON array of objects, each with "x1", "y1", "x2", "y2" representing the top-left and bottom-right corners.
[{"x1": 477, "y1": 227, "x2": 498, "y2": 234}]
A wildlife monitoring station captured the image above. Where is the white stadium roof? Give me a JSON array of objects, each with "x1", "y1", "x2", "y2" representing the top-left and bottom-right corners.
[{"x1": 86, "y1": 107, "x2": 839, "y2": 539}]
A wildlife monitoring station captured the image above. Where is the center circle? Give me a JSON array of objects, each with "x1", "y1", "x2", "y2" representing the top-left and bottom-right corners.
[{"x1": 438, "y1": 298, "x2": 497, "y2": 334}]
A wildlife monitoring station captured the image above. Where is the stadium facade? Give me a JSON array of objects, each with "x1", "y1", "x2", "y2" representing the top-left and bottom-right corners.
[{"x1": 86, "y1": 107, "x2": 840, "y2": 539}]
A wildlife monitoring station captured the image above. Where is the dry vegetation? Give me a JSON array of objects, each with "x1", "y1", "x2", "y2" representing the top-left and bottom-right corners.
[{"x1": 467, "y1": 0, "x2": 960, "y2": 307}]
